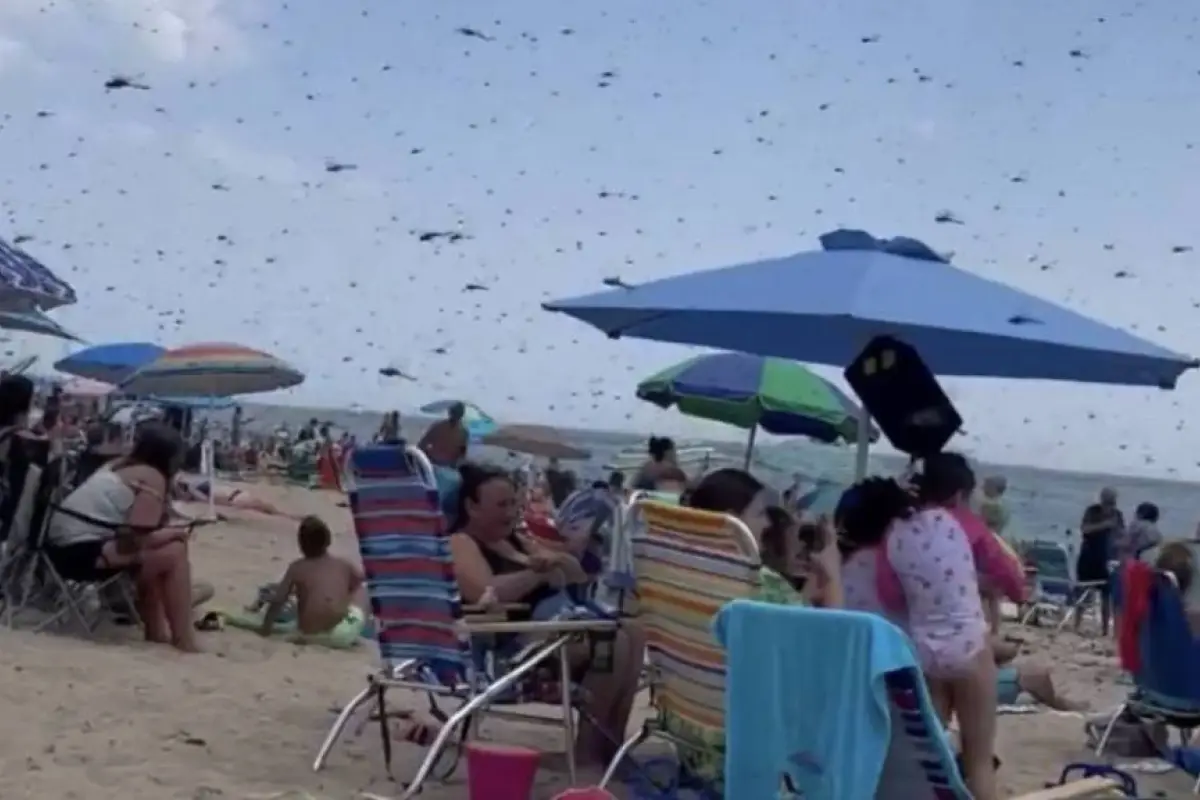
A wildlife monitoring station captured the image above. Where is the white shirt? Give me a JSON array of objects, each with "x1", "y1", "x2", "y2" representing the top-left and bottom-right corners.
[{"x1": 47, "y1": 468, "x2": 135, "y2": 546}]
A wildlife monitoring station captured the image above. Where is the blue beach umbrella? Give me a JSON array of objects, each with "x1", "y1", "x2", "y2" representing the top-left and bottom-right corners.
[
  {"x1": 419, "y1": 399, "x2": 497, "y2": 440},
  {"x1": 544, "y1": 229, "x2": 1196, "y2": 389},
  {"x1": 55, "y1": 341, "x2": 164, "y2": 384}
]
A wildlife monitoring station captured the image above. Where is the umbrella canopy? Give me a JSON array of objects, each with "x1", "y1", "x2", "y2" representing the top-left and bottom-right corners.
[
  {"x1": 545, "y1": 229, "x2": 1197, "y2": 388},
  {"x1": 0, "y1": 308, "x2": 80, "y2": 341},
  {"x1": 0, "y1": 236, "x2": 77, "y2": 311},
  {"x1": 54, "y1": 342, "x2": 165, "y2": 384},
  {"x1": 481, "y1": 424, "x2": 591, "y2": 460},
  {"x1": 419, "y1": 399, "x2": 497, "y2": 439},
  {"x1": 637, "y1": 352, "x2": 875, "y2": 445},
  {"x1": 119, "y1": 342, "x2": 305, "y2": 398}
]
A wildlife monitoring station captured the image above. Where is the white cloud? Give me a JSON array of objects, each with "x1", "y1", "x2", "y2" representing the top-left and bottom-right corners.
[
  {"x1": 189, "y1": 127, "x2": 308, "y2": 184},
  {"x1": 96, "y1": 0, "x2": 249, "y2": 63},
  {"x1": 0, "y1": 0, "x2": 250, "y2": 64},
  {"x1": 0, "y1": 35, "x2": 25, "y2": 73}
]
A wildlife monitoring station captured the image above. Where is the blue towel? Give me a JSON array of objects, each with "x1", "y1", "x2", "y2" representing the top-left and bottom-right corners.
[{"x1": 712, "y1": 600, "x2": 919, "y2": 799}]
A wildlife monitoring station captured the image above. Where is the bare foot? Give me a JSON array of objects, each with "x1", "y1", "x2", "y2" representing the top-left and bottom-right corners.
[{"x1": 171, "y1": 635, "x2": 202, "y2": 653}]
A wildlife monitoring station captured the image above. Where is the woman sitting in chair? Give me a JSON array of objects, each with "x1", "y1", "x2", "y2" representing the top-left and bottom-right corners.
[
  {"x1": 448, "y1": 462, "x2": 645, "y2": 768},
  {"x1": 45, "y1": 422, "x2": 199, "y2": 652},
  {"x1": 686, "y1": 468, "x2": 842, "y2": 608}
]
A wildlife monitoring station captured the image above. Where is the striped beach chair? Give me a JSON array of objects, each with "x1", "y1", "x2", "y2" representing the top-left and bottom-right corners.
[
  {"x1": 598, "y1": 499, "x2": 761, "y2": 798},
  {"x1": 312, "y1": 444, "x2": 617, "y2": 796}
]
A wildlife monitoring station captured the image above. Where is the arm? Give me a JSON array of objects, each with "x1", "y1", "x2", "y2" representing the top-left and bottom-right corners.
[
  {"x1": 449, "y1": 533, "x2": 546, "y2": 604},
  {"x1": 259, "y1": 564, "x2": 296, "y2": 637},
  {"x1": 121, "y1": 472, "x2": 185, "y2": 552},
  {"x1": 974, "y1": 530, "x2": 1026, "y2": 603},
  {"x1": 347, "y1": 559, "x2": 366, "y2": 609},
  {"x1": 417, "y1": 423, "x2": 436, "y2": 453},
  {"x1": 1079, "y1": 508, "x2": 1107, "y2": 536}
]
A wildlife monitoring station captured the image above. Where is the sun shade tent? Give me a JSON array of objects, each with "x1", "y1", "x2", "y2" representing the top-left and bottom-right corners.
[{"x1": 545, "y1": 228, "x2": 1198, "y2": 475}]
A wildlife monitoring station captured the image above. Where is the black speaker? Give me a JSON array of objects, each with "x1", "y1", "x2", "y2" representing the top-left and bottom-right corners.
[{"x1": 843, "y1": 335, "x2": 962, "y2": 458}]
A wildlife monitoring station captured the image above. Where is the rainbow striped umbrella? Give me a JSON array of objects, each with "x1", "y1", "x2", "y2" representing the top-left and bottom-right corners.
[{"x1": 118, "y1": 342, "x2": 305, "y2": 398}]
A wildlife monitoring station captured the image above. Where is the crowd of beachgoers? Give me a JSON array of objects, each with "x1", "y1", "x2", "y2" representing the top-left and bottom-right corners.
[{"x1": 0, "y1": 380, "x2": 1195, "y2": 798}]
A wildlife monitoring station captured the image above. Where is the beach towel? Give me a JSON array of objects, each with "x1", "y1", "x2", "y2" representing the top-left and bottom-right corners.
[
  {"x1": 1118, "y1": 560, "x2": 1155, "y2": 673},
  {"x1": 713, "y1": 600, "x2": 916, "y2": 798},
  {"x1": 220, "y1": 603, "x2": 365, "y2": 649}
]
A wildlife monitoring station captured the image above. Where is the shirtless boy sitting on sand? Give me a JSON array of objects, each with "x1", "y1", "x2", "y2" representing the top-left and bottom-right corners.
[{"x1": 259, "y1": 516, "x2": 365, "y2": 639}]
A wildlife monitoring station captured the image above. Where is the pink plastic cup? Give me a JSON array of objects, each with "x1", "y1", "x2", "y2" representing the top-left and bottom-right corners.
[{"x1": 465, "y1": 742, "x2": 541, "y2": 800}]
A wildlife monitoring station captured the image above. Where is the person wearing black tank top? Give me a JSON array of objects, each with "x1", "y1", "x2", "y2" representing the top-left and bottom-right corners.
[{"x1": 448, "y1": 463, "x2": 645, "y2": 769}]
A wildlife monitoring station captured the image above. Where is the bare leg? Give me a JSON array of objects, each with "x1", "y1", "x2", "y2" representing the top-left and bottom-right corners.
[
  {"x1": 602, "y1": 626, "x2": 645, "y2": 754},
  {"x1": 948, "y1": 649, "x2": 999, "y2": 800},
  {"x1": 137, "y1": 579, "x2": 171, "y2": 643},
  {"x1": 139, "y1": 541, "x2": 198, "y2": 652},
  {"x1": 573, "y1": 627, "x2": 645, "y2": 765},
  {"x1": 1017, "y1": 665, "x2": 1088, "y2": 712}
]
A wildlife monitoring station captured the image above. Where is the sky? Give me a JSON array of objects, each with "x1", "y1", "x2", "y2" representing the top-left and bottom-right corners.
[{"x1": 1, "y1": 0, "x2": 1199, "y2": 478}]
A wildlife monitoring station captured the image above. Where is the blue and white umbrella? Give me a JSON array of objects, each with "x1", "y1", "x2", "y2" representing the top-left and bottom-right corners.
[
  {"x1": 0, "y1": 236, "x2": 77, "y2": 311},
  {"x1": 0, "y1": 308, "x2": 80, "y2": 341}
]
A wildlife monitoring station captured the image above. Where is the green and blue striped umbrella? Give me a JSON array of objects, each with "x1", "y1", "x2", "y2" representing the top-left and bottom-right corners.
[{"x1": 637, "y1": 352, "x2": 875, "y2": 447}]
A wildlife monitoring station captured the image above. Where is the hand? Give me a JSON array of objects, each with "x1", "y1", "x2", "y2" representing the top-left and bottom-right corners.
[{"x1": 527, "y1": 552, "x2": 558, "y2": 573}]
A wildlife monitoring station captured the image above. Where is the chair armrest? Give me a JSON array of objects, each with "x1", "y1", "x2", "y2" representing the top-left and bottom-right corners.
[
  {"x1": 465, "y1": 618, "x2": 621, "y2": 635},
  {"x1": 462, "y1": 602, "x2": 529, "y2": 614}
]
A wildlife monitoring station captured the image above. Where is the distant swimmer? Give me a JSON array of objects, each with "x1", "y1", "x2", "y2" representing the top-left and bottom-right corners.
[{"x1": 419, "y1": 401, "x2": 468, "y2": 467}]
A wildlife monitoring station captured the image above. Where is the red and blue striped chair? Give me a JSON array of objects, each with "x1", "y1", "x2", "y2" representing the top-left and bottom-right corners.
[{"x1": 312, "y1": 444, "x2": 616, "y2": 797}]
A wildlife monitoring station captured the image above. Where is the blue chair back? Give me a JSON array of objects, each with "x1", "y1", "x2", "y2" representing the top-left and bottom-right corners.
[
  {"x1": 1024, "y1": 539, "x2": 1075, "y2": 598},
  {"x1": 1136, "y1": 573, "x2": 1200, "y2": 713}
]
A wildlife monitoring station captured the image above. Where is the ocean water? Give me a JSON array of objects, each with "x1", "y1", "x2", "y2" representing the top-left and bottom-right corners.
[{"x1": 235, "y1": 401, "x2": 1200, "y2": 545}]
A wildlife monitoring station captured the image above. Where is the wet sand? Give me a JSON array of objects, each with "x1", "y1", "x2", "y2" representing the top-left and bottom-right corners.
[{"x1": 0, "y1": 482, "x2": 1190, "y2": 799}]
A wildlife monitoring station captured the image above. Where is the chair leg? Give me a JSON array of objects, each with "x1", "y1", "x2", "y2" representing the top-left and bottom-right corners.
[
  {"x1": 1094, "y1": 703, "x2": 1126, "y2": 756},
  {"x1": 559, "y1": 643, "x2": 577, "y2": 786},
  {"x1": 400, "y1": 636, "x2": 569, "y2": 800},
  {"x1": 313, "y1": 683, "x2": 376, "y2": 771},
  {"x1": 599, "y1": 727, "x2": 651, "y2": 789}
]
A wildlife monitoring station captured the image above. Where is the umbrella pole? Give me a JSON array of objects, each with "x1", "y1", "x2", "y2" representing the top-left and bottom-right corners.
[
  {"x1": 853, "y1": 408, "x2": 871, "y2": 480},
  {"x1": 743, "y1": 426, "x2": 758, "y2": 470}
]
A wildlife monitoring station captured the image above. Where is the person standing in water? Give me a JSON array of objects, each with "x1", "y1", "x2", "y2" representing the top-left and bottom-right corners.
[
  {"x1": 419, "y1": 402, "x2": 469, "y2": 466},
  {"x1": 1077, "y1": 486, "x2": 1123, "y2": 636},
  {"x1": 418, "y1": 402, "x2": 470, "y2": 523}
]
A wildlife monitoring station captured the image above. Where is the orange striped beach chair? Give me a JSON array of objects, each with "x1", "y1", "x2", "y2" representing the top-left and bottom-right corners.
[{"x1": 598, "y1": 499, "x2": 760, "y2": 798}]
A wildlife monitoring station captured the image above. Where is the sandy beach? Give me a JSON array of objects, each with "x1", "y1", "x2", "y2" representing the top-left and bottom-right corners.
[{"x1": 0, "y1": 481, "x2": 1191, "y2": 800}]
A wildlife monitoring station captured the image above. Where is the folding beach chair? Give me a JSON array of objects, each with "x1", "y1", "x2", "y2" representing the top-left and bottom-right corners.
[
  {"x1": 1020, "y1": 539, "x2": 1108, "y2": 631},
  {"x1": 1096, "y1": 569, "x2": 1200, "y2": 793},
  {"x1": 0, "y1": 453, "x2": 140, "y2": 632},
  {"x1": 312, "y1": 444, "x2": 619, "y2": 798},
  {"x1": 715, "y1": 601, "x2": 1136, "y2": 799},
  {"x1": 598, "y1": 499, "x2": 761, "y2": 799}
]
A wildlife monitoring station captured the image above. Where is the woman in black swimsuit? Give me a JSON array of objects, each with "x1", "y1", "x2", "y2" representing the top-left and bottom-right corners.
[{"x1": 448, "y1": 463, "x2": 645, "y2": 767}]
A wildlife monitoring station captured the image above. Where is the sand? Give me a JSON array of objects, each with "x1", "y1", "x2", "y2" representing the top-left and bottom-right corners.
[{"x1": 0, "y1": 482, "x2": 1192, "y2": 800}]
